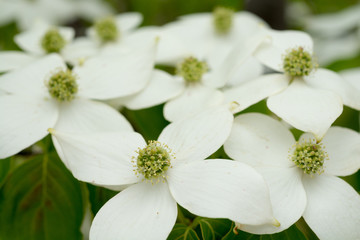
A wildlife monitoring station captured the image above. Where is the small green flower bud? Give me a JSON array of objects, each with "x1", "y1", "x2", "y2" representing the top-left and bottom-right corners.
[
  {"x1": 46, "y1": 69, "x2": 78, "y2": 102},
  {"x1": 41, "y1": 28, "x2": 66, "y2": 53},
  {"x1": 177, "y1": 57, "x2": 208, "y2": 84},
  {"x1": 94, "y1": 16, "x2": 119, "y2": 43},
  {"x1": 213, "y1": 6, "x2": 234, "y2": 35},
  {"x1": 283, "y1": 47, "x2": 317, "y2": 77}
]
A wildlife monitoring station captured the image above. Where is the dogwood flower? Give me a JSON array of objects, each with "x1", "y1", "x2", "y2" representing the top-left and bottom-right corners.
[
  {"x1": 0, "y1": 20, "x2": 76, "y2": 72},
  {"x1": 224, "y1": 113, "x2": 360, "y2": 239},
  {"x1": 253, "y1": 29, "x2": 360, "y2": 139},
  {"x1": 0, "y1": 41, "x2": 156, "y2": 159},
  {"x1": 49, "y1": 106, "x2": 278, "y2": 240}
]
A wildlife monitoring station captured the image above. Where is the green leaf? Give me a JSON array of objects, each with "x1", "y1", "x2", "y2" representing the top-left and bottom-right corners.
[
  {"x1": 167, "y1": 223, "x2": 201, "y2": 240},
  {"x1": 222, "y1": 223, "x2": 307, "y2": 240},
  {"x1": 199, "y1": 218, "x2": 232, "y2": 239},
  {"x1": 121, "y1": 105, "x2": 169, "y2": 141},
  {"x1": 0, "y1": 152, "x2": 84, "y2": 240},
  {"x1": 87, "y1": 184, "x2": 117, "y2": 215},
  {"x1": 0, "y1": 157, "x2": 11, "y2": 186}
]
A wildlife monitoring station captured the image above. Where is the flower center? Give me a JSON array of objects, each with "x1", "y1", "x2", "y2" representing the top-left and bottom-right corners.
[
  {"x1": 290, "y1": 138, "x2": 328, "y2": 176},
  {"x1": 41, "y1": 28, "x2": 66, "y2": 53},
  {"x1": 94, "y1": 16, "x2": 119, "y2": 43},
  {"x1": 213, "y1": 6, "x2": 234, "y2": 35},
  {"x1": 46, "y1": 70, "x2": 78, "y2": 102},
  {"x1": 177, "y1": 57, "x2": 208, "y2": 84},
  {"x1": 283, "y1": 47, "x2": 317, "y2": 77},
  {"x1": 133, "y1": 141, "x2": 173, "y2": 183}
]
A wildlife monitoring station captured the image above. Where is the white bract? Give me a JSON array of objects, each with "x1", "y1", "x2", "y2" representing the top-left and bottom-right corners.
[
  {"x1": 253, "y1": 29, "x2": 360, "y2": 139},
  {"x1": 0, "y1": 41, "x2": 156, "y2": 159},
  {"x1": 49, "y1": 106, "x2": 277, "y2": 240},
  {"x1": 224, "y1": 113, "x2": 360, "y2": 239},
  {"x1": 0, "y1": 20, "x2": 76, "y2": 72}
]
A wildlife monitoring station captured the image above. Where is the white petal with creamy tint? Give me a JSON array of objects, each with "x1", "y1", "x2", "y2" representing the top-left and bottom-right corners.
[
  {"x1": 204, "y1": 31, "x2": 268, "y2": 88},
  {"x1": 305, "y1": 68, "x2": 360, "y2": 110},
  {"x1": 224, "y1": 113, "x2": 295, "y2": 168},
  {"x1": 0, "y1": 54, "x2": 66, "y2": 95},
  {"x1": 239, "y1": 167, "x2": 306, "y2": 234},
  {"x1": 51, "y1": 130, "x2": 145, "y2": 185},
  {"x1": 302, "y1": 175, "x2": 360, "y2": 240},
  {"x1": 340, "y1": 67, "x2": 360, "y2": 91},
  {"x1": 90, "y1": 182, "x2": 177, "y2": 240},
  {"x1": 163, "y1": 84, "x2": 224, "y2": 122},
  {"x1": 254, "y1": 29, "x2": 313, "y2": 72},
  {"x1": 267, "y1": 79, "x2": 343, "y2": 139},
  {"x1": 224, "y1": 74, "x2": 289, "y2": 113},
  {"x1": 159, "y1": 106, "x2": 233, "y2": 164},
  {"x1": 15, "y1": 20, "x2": 74, "y2": 55},
  {"x1": 0, "y1": 51, "x2": 37, "y2": 72},
  {"x1": 61, "y1": 37, "x2": 99, "y2": 66},
  {"x1": 75, "y1": 41, "x2": 156, "y2": 100},
  {"x1": 226, "y1": 57, "x2": 264, "y2": 87},
  {"x1": 0, "y1": 95, "x2": 58, "y2": 159},
  {"x1": 322, "y1": 127, "x2": 360, "y2": 176},
  {"x1": 115, "y1": 12, "x2": 143, "y2": 33},
  {"x1": 167, "y1": 160, "x2": 275, "y2": 225},
  {"x1": 54, "y1": 98, "x2": 132, "y2": 133},
  {"x1": 121, "y1": 70, "x2": 184, "y2": 110}
]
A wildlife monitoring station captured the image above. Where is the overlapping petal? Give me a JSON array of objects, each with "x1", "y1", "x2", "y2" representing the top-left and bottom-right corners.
[
  {"x1": 167, "y1": 159, "x2": 275, "y2": 225},
  {"x1": 90, "y1": 182, "x2": 177, "y2": 240}
]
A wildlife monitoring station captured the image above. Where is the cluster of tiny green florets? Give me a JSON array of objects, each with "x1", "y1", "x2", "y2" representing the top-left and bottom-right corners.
[
  {"x1": 133, "y1": 141, "x2": 173, "y2": 183},
  {"x1": 46, "y1": 70, "x2": 78, "y2": 102},
  {"x1": 290, "y1": 139, "x2": 329, "y2": 176},
  {"x1": 95, "y1": 16, "x2": 119, "y2": 43},
  {"x1": 213, "y1": 6, "x2": 234, "y2": 35},
  {"x1": 41, "y1": 28, "x2": 66, "y2": 53},
  {"x1": 177, "y1": 57, "x2": 208, "y2": 84},
  {"x1": 283, "y1": 47, "x2": 317, "y2": 77}
]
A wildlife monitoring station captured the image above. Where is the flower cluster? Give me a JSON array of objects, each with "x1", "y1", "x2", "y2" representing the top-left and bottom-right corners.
[{"x1": 0, "y1": 2, "x2": 360, "y2": 240}]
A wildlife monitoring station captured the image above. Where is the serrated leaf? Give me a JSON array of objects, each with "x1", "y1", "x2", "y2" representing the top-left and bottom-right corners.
[
  {"x1": 0, "y1": 153, "x2": 83, "y2": 240},
  {"x1": 222, "y1": 223, "x2": 307, "y2": 240},
  {"x1": 167, "y1": 223, "x2": 201, "y2": 240}
]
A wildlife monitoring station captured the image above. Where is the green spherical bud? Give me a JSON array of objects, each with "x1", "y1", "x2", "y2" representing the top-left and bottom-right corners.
[
  {"x1": 134, "y1": 141, "x2": 172, "y2": 183},
  {"x1": 47, "y1": 69, "x2": 78, "y2": 102},
  {"x1": 177, "y1": 57, "x2": 208, "y2": 84},
  {"x1": 290, "y1": 139, "x2": 329, "y2": 176},
  {"x1": 283, "y1": 47, "x2": 317, "y2": 77},
  {"x1": 213, "y1": 6, "x2": 234, "y2": 35},
  {"x1": 41, "y1": 28, "x2": 66, "y2": 53},
  {"x1": 94, "y1": 16, "x2": 119, "y2": 43}
]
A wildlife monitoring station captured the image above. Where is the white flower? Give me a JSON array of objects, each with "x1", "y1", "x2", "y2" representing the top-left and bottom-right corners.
[
  {"x1": 224, "y1": 113, "x2": 360, "y2": 239},
  {"x1": 253, "y1": 29, "x2": 360, "y2": 139},
  {"x1": 340, "y1": 67, "x2": 360, "y2": 92},
  {"x1": 49, "y1": 106, "x2": 277, "y2": 240},
  {"x1": 0, "y1": 43, "x2": 156, "y2": 158},
  {"x1": 0, "y1": 0, "x2": 113, "y2": 30}
]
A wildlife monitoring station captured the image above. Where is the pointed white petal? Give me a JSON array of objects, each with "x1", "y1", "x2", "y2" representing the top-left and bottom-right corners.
[
  {"x1": 224, "y1": 113, "x2": 295, "y2": 168},
  {"x1": 163, "y1": 84, "x2": 224, "y2": 122},
  {"x1": 74, "y1": 40, "x2": 156, "y2": 100},
  {"x1": 224, "y1": 74, "x2": 289, "y2": 113},
  {"x1": 303, "y1": 175, "x2": 360, "y2": 240},
  {"x1": 255, "y1": 29, "x2": 313, "y2": 72},
  {"x1": 305, "y1": 68, "x2": 360, "y2": 110},
  {"x1": 0, "y1": 95, "x2": 58, "y2": 158},
  {"x1": 51, "y1": 130, "x2": 145, "y2": 185},
  {"x1": 0, "y1": 54, "x2": 66, "y2": 95},
  {"x1": 115, "y1": 12, "x2": 143, "y2": 34},
  {"x1": 159, "y1": 106, "x2": 233, "y2": 163},
  {"x1": 90, "y1": 182, "x2": 177, "y2": 240},
  {"x1": 322, "y1": 126, "x2": 360, "y2": 176},
  {"x1": 54, "y1": 98, "x2": 132, "y2": 133},
  {"x1": 167, "y1": 160, "x2": 275, "y2": 225},
  {"x1": 61, "y1": 37, "x2": 99, "y2": 66},
  {"x1": 122, "y1": 70, "x2": 184, "y2": 110},
  {"x1": 267, "y1": 79, "x2": 343, "y2": 139},
  {"x1": 0, "y1": 51, "x2": 37, "y2": 72},
  {"x1": 239, "y1": 167, "x2": 306, "y2": 234},
  {"x1": 204, "y1": 30, "x2": 268, "y2": 88},
  {"x1": 340, "y1": 67, "x2": 360, "y2": 91}
]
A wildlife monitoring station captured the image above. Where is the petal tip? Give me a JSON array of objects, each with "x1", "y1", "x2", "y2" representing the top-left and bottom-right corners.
[
  {"x1": 47, "y1": 128, "x2": 55, "y2": 134},
  {"x1": 272, "y1": 218, "x2": 281, "y2": 227}
]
